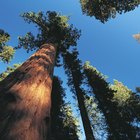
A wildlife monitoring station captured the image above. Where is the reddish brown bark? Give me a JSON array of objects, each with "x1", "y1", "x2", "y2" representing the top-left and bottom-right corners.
[{"x1": 0, "y1": 44, "x2": 56, "y2": 140}]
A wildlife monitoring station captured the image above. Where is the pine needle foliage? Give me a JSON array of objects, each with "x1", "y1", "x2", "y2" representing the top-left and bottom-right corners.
[
  {"x1": 80, "y1": 0, "x2": 140, "y2": 23},
  {"x1": 17, "y1": 11, "x2": 81, "y2": 66},
  {"x1": 51, "y1": 76, "x2": 80, "y2": 140},
  {"x1": 83, "y1": 61, "x2": 138, "y2": 140},
  {"x1": 0, "y1": 29, "x2": 15, "y2": 63}
]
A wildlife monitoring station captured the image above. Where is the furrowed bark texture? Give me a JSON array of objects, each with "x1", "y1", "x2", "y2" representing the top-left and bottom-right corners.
[{"x1": 0, "y1": 44, "x2": 56, "y2": 140}]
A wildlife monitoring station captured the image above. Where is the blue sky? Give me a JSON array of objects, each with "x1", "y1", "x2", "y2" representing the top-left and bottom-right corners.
[{"x1": 1, "y1": 1, "x2": 140, "y2": 139}]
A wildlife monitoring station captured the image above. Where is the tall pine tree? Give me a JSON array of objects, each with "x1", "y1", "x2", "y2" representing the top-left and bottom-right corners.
[
  {"x1": 83, "y1": 62, "x2": 138, "y2": 140},
  {"x1": 111, "y1": 80, "x2": 140, "y2": 139}
]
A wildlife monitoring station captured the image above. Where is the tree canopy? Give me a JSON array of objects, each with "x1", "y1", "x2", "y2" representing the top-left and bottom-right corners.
[
  {"x1": 18, "y1": 11, "x2": 81, "y2": 66},
  {"x1": 83, "y1": 61, "x2": 139, "y2": 139},
  {"x1": 51, "y1": 76, "x2": 80, "y2": 140},
  {"x1": 80, "y1": 0, "x2": 140, "y2": 23},
  {"x1": 0, "y1": 29, "x2": 15, "y2": 63}
]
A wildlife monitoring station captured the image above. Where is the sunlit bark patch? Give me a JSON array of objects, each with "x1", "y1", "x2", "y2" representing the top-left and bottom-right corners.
[{"x1": 0, "y1": 43, "x2": 56, "y2": 140}]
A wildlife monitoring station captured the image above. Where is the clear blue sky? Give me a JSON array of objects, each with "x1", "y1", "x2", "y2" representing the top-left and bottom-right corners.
[{"x1": 1, "y1": 1, "x2": 140, "y2": 139}]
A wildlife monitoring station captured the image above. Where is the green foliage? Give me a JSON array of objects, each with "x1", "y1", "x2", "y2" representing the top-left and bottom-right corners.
[
  {"x1": 0, "y1": 63, "x2": 21, "y2": 81},
  {"x1": 51, "y1": 76, "x2": 80, "y2": 140},
  {"x1": 84, "y1": 94, "x2": 108, "y2": 139},
  {"x1": 0, "y1": 29, "x2": 10, "y2": 44},
  {"x1": 0, "y1": 29, "x2": 15, "y2": 63},
  {"x1": 62, "y1": 104, "x2": 81, "y2": 139},
  {"x1": 111, "y1": 80, "x2": 132, "y2": 106},
  {"x1": 63, "y1": 49, "x2": 83, "y2": 94},
  {"x1": 111, "y1": 80, "x2": 140, "y2": 139},
  {"x1": 80, "y1": 0, "x2": 140, "y2": 23},
  {"x1": 83, "y1": 61, "x2": 138, "y2": 139},
  {"x1": 17, "y1": 11, "x2": 81, "y2": 66},
  {"x1": 0, "y1": 46, "x2": 14, "y2": 63}
]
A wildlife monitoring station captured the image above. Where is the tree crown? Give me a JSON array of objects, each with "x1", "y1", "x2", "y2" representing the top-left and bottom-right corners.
[
  {"x1": 80, "y1": 0, "x2": 140, "y2": 23},
  {"x1": 18, "y1": 11, "x2": 81, "y2": 54},
  {"x1": 0, "y1": 29, "x2": 15, "y2": 63}
]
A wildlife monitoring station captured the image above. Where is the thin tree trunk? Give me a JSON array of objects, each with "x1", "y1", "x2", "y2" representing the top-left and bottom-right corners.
[
  {"x1": 0, "y1": 43, "x2": 56, "y2": 140},
  {"x1": 75, "y1": 86, "x2": 95, "y2": 140},
  {"x1": 63, "y1": 51, "x2": 95, "y2": 140}
]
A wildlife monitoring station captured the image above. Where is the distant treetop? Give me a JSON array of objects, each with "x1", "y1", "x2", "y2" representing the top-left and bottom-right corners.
[
  {"x1": 80, "y1": 0, "x2": 140, "y2": 23},
  {"x1": 0, "y1": 29, "x2": 15, "y2": 63}
]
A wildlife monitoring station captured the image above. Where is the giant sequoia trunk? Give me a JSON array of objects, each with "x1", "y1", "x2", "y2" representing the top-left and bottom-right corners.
[{"x1": 0, "y1": 43, "x2": 56, "y2": 140}]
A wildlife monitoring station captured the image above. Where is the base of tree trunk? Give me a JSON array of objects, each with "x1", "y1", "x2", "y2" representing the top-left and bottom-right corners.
[{"x1": 0, "y1": 44, "x2": 56, "y2": 140}]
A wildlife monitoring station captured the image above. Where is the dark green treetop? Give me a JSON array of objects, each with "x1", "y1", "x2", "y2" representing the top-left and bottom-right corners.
[
  {"x1": 0, "y1": 29, "x2": 15, "y2": 63},
  {"x1": 80, "y1": 0, "x2": 140, "y2": 23},
  {"x1": 83, "y1": 61, "x2": 138, "y2": 139},
  {"x1": 111, "y1": 80, "x2": 140, "y2": 139},
  {"x1": 63, "y1": 48, "x2": 83, "y2": 94},
  {"x1": 111, "y1": 80, "x2": 133, "y2": 106},
  {"x1": 17, "y1": 11, "x2": 81, "y2": 65}
]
